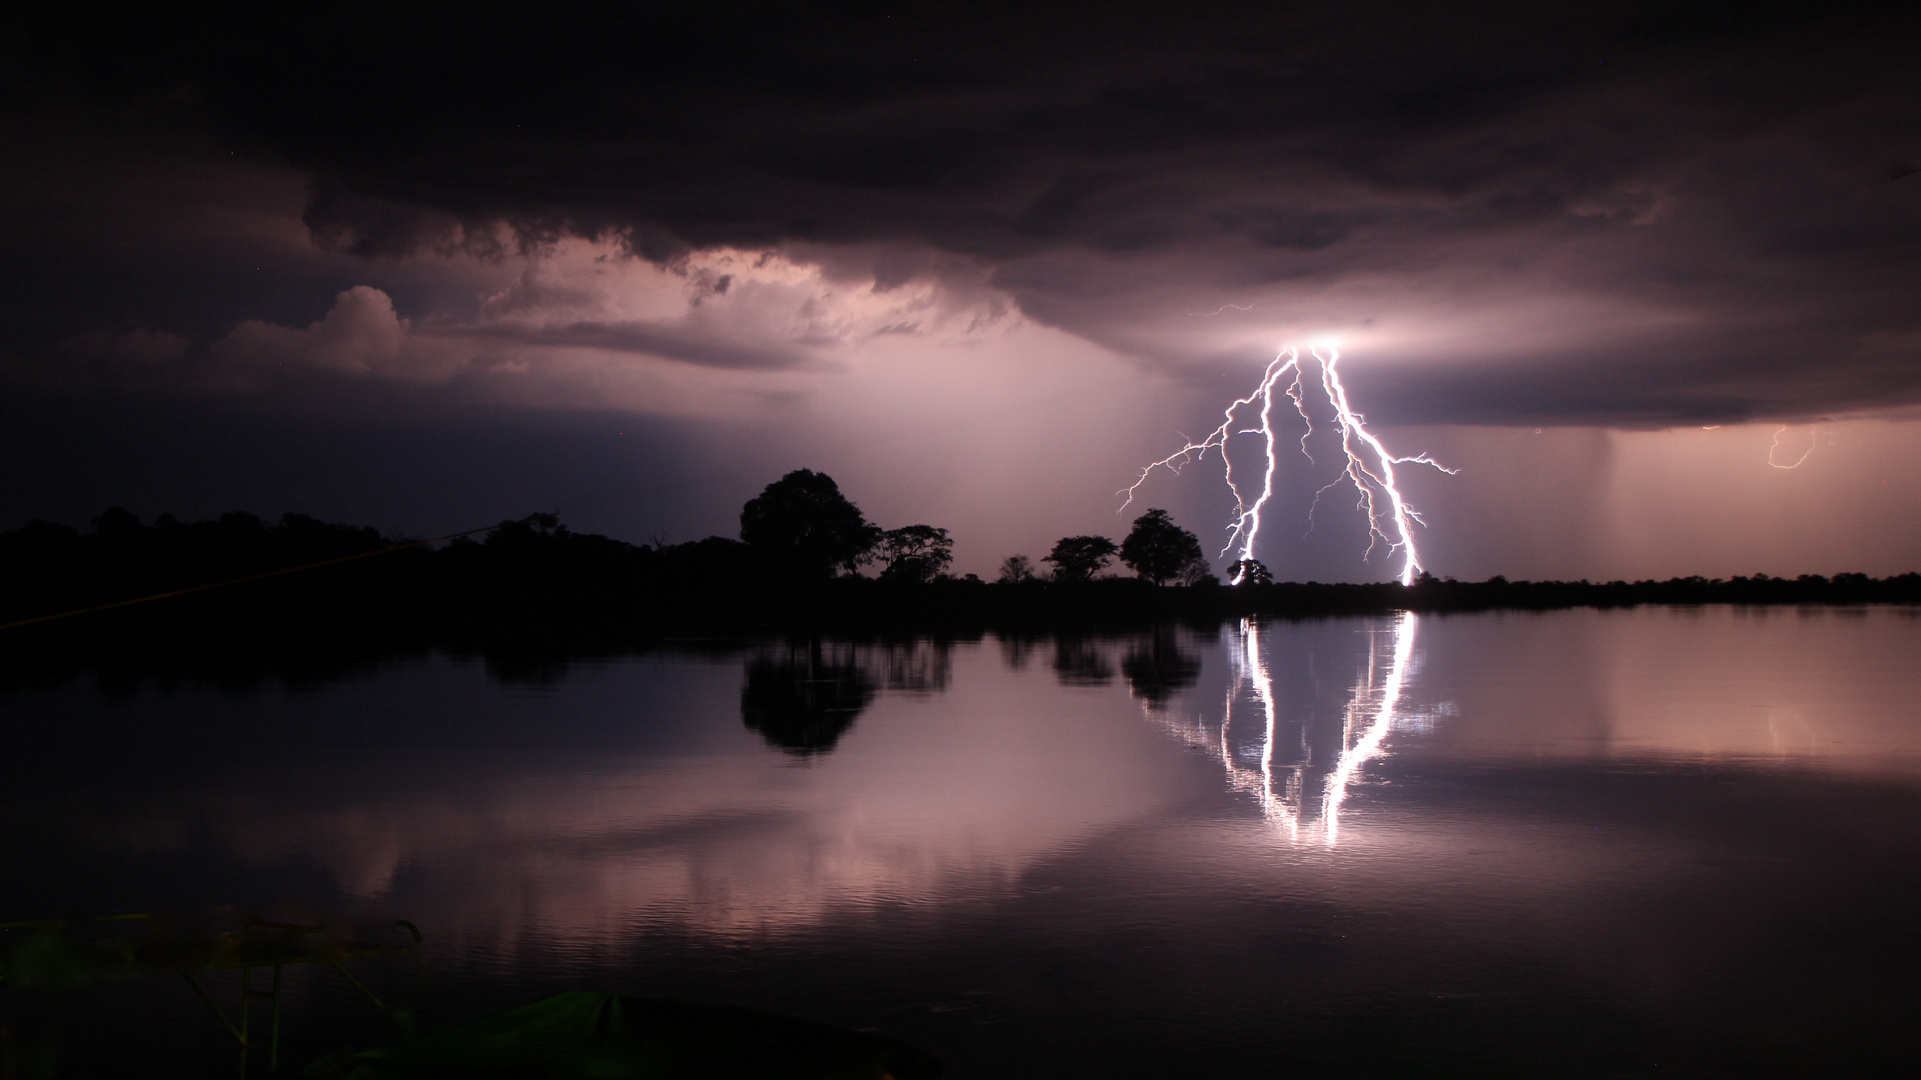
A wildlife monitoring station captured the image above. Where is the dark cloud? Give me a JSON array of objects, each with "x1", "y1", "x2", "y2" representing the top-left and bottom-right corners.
[{"x1": 3, "y1": 0, "x2": 1920, "y2": 426}]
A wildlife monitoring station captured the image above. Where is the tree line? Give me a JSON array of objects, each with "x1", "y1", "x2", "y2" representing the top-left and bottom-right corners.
[
  {"x1": 0, "y1": 467, "x2": 1224, "y2": 651},
  {"x1": 741, "y1": 468, "x2": 1223, "y2": 587},
  {"x1": 4, "y1": 467, "x2": 1918, "y2": 665}
]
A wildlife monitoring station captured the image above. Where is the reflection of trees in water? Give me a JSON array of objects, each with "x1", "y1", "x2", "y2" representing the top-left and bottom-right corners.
[
  {"x1": 999, "y1": 635, "x2": 1041, "y2": 672},
  {"x1": 1121, "y1": 629, "x2": 1201, "y2": 707},
  {"x1": 741, "y1": 643, "x2": 877, "y2": 755},
  {"x1": 1032, "y1": 626, "x2": 1201, "y2": 702},
  {"x1": 1051, "y1": 636, "x2": 1113, "y2": 687},
  {"x1": 1049, "y1": 630, "x2": 1200, "y2": 695},
  {"x1": 739, "y1": 640, "x2": 952, "y2": 755},
  {"x1": 864, "y1": 640, "x2": 951, "y2": 694}
]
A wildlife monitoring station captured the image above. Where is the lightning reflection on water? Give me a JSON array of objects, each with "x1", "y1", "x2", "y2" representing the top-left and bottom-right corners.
[{"x1": 1140, "y1": 613, "x2": 1422, "y2": 845}]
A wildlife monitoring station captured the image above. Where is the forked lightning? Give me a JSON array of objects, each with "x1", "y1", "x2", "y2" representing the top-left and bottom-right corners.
[{"x1": 1122, "y1": 343, "x2": 1455, "y2": 586}]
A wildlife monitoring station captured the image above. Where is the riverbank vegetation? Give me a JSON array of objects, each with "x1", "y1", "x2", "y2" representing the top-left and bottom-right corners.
[{"x1": 4, "y1": 470, "x2": 1918, "y2": 674}]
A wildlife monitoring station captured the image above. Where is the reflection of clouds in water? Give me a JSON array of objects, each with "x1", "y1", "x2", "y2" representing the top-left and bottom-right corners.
[
  {"x1": 55, "y1": 609, "x2": 1921, "y2": 968},
  {"x1": 1122, "y1": 606, "x2": 1921, "y2": 851},
  {"x1": 1418, "y1": 607, "x2": 1921, "y2": 769},
  {"x1": 1766, "y1": 704, "x2": 1818, "y2": 756},
  {"x1": 122, "y1": 643, "x2": 1174, "y2": 941},
  {"x1": 81, "y1": 608, "x2": 1921, "y2": 954}
]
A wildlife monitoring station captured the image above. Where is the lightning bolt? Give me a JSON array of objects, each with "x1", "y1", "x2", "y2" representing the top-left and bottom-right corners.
[
  {"x1": 1767, "y1": 424, "x2": 1818, "y2": 469},
  {"x1": 1123, "y1": 343, "x2": 1456, "y2": 587},
  {"x1": 1313, "y1": 345, "x2": 1458, "y2": 586},
  {"x1": 1120, "y1": 349, "x2": 1311, "y2": 566}
]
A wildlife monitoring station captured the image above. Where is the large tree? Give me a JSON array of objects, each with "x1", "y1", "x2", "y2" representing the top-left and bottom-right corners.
[
  {"x1": 1119, "y1": 509, "x2": 1206, "y2": 586},
  {"x1": 1043, "y1": 535, "x2": 1118, "y2": 582},
  {"x1": 739, "y1": 469, "x2": 880, "y2": 578},
  {"x1": 877, "y1": 524, "x2": 953, "y2": 583}
]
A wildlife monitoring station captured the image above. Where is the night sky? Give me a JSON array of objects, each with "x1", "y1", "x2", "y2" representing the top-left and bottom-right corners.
[{"x1": 4, "y1": 1, "x2": 1919, "y2": 581}]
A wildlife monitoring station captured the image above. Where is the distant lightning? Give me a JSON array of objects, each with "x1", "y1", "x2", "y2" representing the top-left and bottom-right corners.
[
  {"x1": 1122, "y1": 343, "x2": 1455, "y2": 586},
  {"x1": 1768, "y1": 424, "x2": 1818, "y2": 469}
]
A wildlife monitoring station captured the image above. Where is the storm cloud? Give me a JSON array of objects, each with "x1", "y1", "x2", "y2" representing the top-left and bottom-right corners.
[
  {"x1": 5, "y1": 1, "x2": 1917, "y2": 424},
  {"x1": 4, "y1": 1, "x2": 1921, "y2": 580}
]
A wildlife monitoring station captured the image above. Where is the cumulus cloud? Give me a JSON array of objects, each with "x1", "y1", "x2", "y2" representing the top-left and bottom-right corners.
[
  {"x1": 459, "y1": 246, "x2": 973, "y2": 369},
  {"x1": 191, "y1": 244, "x2": 1013, "y2": 415},
  {"x1": 210, "y1": 286, "x2": 462, "y2": 382}
]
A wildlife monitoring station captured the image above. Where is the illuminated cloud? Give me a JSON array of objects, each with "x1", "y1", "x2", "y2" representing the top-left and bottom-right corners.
[
  {"x1": 183, "y1": 245, "x2": 1012, "y2": 416},
  {"x1": 3, "y1": 2, "x2": 1920, "y2": 579},
  {"x1": 5, "y1": 2, "x2": 1918, "y2": 427},
  {"x1": 211, "y1": 286, "x2": 461, "y2": 383}
]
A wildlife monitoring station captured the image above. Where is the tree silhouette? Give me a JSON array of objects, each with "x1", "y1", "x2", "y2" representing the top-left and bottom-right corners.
[
  {"x1": 1179, "y1": 560, "x2": 1220, "y2": 587},
  {"x1": 1226, "y1": 558, "x2": 1272, "y2": 585},
  {"x1": 877, "y1": 524, "x2": 953, "y2": 583},
  {"x1": 1043, "y1": 536, "x2": 1117, "y2": 581},
  {"x1": 739, "y1": 469, "x2": 880, "y2": 578},
  {"x1": 1119, "y1": 509, "x2": 1204, "y2": 586},
  {"x1": 997, "y1": 554, "x2": 1036, "y2": 583}
]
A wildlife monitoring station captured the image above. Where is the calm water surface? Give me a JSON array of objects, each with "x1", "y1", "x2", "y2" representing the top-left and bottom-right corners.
[{"x1": 5, "y1": 607, "x2": 1921, "y2": 1077}]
